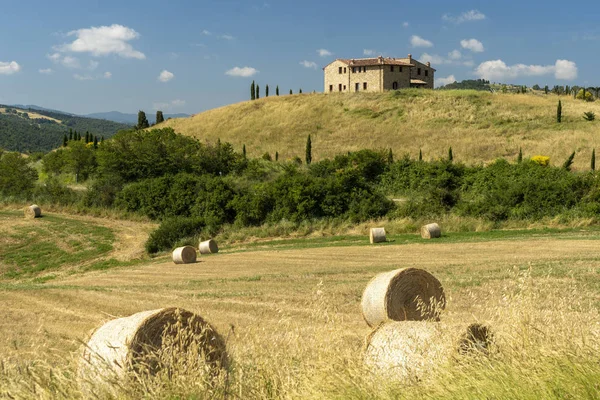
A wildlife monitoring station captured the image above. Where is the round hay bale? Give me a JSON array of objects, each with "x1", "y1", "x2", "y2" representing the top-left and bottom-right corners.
[
  {"x1": 365, "y1": 321, "x2": 494, "y2": 381},
  {"x1": 421, "y1": 223, "x2": 441, "y2": 239},
  {"x1": 79, "y1": 308, "x2": 227, "y2": 391},
  {"x1": 361, "y1": 268, "x2": 445, "y2": 327},
  {"x1": 369, "y1": 228, "x2": 386, "y2": 244},
  {"x1": 172, "y1": 246, "x2": 197, "y2": 264},
  {"x1": 24, "y1": 204, "x2": 41, "y2": 219},
  {"x1": 199, "y1": 239, "x2": 218, "y2": 254}
]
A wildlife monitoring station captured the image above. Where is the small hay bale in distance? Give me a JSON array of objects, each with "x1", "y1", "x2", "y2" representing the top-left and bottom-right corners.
[
  {"x1": 365, "y1": 321, "x2": 494, "y2": 381},
  {"x1": 172, "y1": 246, "x2": 197, "y2": 264},
  {"x1": 199, "y1": 239, "x2": 218, "y2": 254},
  {"x1": 79, "y1": 308, "x2": 227, "y2": 392},
  {"x1": 24, "y1": 204, "x2": 41, "y2": 219},
  {"x1": 361, "y1": 268, "x2": 446, "y2": 327},
  {"x1": 421, "y1": 223, "x2": 441, "y2": 239},
  {"x1": 369, "y1": 227, "x2": 386, "y2": 244}
]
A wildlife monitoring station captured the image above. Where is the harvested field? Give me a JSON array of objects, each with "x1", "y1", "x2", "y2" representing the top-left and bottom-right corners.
[{"x1": 0, "y1": 212, "x2": 599, "y2": 398}]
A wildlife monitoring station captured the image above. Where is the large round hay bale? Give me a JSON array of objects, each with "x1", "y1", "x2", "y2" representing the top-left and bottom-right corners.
[
  {"x1": 79, "y1": 308, "x2": 227, "y2": 390},
  {"x1": 199, "y1": 239, "x2": 218, "y2": 254},
  {"x1": 421, "y1": 223, "x2": 441, "y2": 239},
  {"x1": 361, "y1": 268, "x2": 445, "y2": 327},
  {"x1": 365, "y1": 321, "x2": 493, "y2": 381},
  {"x1": 369, "y1": 228, "x2": 386, "y2": 244},
  {"x1": 172, "y1": 246, "x2": 197, "y2": 264},
  {"x1": 24, "y1": 204, "x2": 41, "y2": 219}
]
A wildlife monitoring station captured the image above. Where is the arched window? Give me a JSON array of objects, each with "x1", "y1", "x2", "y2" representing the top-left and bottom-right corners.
[{"x1": 392, "y1": 82, "x2": 398, "y2": 90}]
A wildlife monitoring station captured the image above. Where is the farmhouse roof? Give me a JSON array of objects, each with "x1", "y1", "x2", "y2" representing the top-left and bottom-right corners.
[{"x1": 337, "y1": 56, "x2": 414, "y2": 67}]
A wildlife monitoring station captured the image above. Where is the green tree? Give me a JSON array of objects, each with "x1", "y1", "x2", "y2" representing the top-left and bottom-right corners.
[
  {"x1": 256, "y1": 85, "x2": 260, "y2": 99},
  {"x1": 93, "y1": 136, "x2": 99, "y2": 149},
  {"x1": 592, "y1": 149, "x2": 596, "y2": 171},
  {"x1": 68, "y1": 140, "x2": 97, "y2": 182},
  {"x1": 418, "y1": 149, "x2": 422, "y2": 161},
  {"x1": 557, "y1": 100, "x2": 562, "y2": 123},
  {"x1": 387, "y1": 148, "x2": 393, "y2": 164},
  {"x1": 69, "y1": 129, "x2": 73, "y2": 141},
  {"x1": 156, "y1": 110, "x2": 165, "y2": 124},
  {"x1": 305, "y1": 134, "x2": 312, "y2": 165},
  {"x1": 137, "y1": 110, "x2": 150, "y2": 129},
  {"x1": 289, "y1": 89, "x2": 292, "y2": 95},
  {"x1": 517, "y1": 147, "x2": 523, "y2": 163},
  {"x1": 448, "y1": 147, "x2": 453, "y2": 162},
  {"x1": 562, "y1": 151, "x2": 575, "y2": 171},
  {"x1": 243, "y1": 144, "x2": 246, "y2": 159},
  {"x1": 276, "y1": 85, "x2": 279, "y2": 96},
  {"x1": 63, "y1": 134, "x2": 68, "y2": 147},
  {"x1": 85, "y1": 132, "x2": 90, "y2": 143},
  {"x1": 544, "y1": 85, "x2": 549, "y2": 95},
  {"x1": 299, "y1": 88, "x2": 303, "y2": 94},
  {"x1": 266, "y1": 85, "x2": 269, "y2": 97},
  {"x1": 0, "y1": 152, "x2": 38, "y2": 197},
  {"x1": 275, "y1": 151, "x2": 279, "y2": 161},
  {"x1": 251, "y1": 81, "x2": 255, "y2": 100}
]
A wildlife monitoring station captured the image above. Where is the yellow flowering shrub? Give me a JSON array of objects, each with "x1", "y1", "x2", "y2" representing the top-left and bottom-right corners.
[{"x1": 531, "y1": 155, "x2": 550, "y2": 166}]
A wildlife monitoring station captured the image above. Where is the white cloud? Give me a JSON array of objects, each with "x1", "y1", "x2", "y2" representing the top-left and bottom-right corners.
[
  {"x1": 317, "y1": 49, "x2": 332, "y2": 57},
  {"x1": 461, "y1": 38, "x2": 484, "y2": 53},
  {"x1": 436, "y1": 75, "x2": 456, "y2": 87},
  {"x1": 411, "y1": 35, "x2": 433, "y2": 48},
  {"x1": 202, "y1": 30, "x2": 211, "y2": 36},
  {"x1": 225, "y1": 66, "x2": 258, "y2": 77},
  {"x1": 153, "y1": 99, "x2": 186, "y2": 110},
  {"x1": 300, "y1": 60, "x2": 317, "y2": 69},
  {"x1": 55, "y1": 24, "x2": 145, "y2": 59},
  {"x1": 474, "y1": 59, "x2": 578, "y2": 81},
  {"x1": 60, "y1": 55, "x2": 81, "y2": 69},
  {"x1": 420, "y1": 51, "x2": 473, "y2": 67},
  {"x1": 363, "y1": 49, "x2": 376, "y2": 56},
  {"x1": 158, "y1": 70, "x2": 174, "y2": 82},
  {"x1": 39, "y1": 68, "x2": 53, "y2": 74},
  {"x1": 88, "y1": 60, "x2": 99, "y2": 70},
  {"x1": 0, "y1": 61, "x2": 21, "y2": 75},
  {"x1": 47, "y1": 53, "x2": 61, "y2": 62},
  {"x1": 73, "y1": 74, "x2": 95, "y2": 81},
  {"x1": 104, "y1": 71, "x2": 112, "y2": 79},
  {"x1": 448, "y1": 50, "x2": 462, "y2": 60},
  {"x1": 220, "y1": 34, "x2": 234, "y2": 40},
  {"x1": 402, "y1": 22, "x2": 409, "y2": 28},
  {"x1": 443, "y1": 10, "x2": 486, "y2": 24}
]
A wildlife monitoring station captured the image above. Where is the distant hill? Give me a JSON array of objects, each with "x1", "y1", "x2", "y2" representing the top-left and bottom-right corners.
[
  {"x1": 157, "y1": 89, "x2": 600, "y2": 170},
  {"x1": 438, "y1": 79, "x2": 492, "y2": 91},
  {"x1": 85, "y1": 111, "x2": 190, "y2": 124},
  {"x1": 9, "y1": 104, "x2": 74, "y2": 115},
  {"x1": 0, "y1": 105, "x2": 130, "y2": 153}
]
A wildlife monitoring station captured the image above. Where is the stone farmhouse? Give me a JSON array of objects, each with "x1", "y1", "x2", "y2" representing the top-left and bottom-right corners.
[{"x1": 323, "y1": 54, "x2": 435, "y2": 93}]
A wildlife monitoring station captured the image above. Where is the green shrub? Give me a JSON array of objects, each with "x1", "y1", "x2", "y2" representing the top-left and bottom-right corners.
[
  {"x1": 145, "y1": 216, "x2": 206, "y2": 254},
  {"x1": 33, "y1": 178, "x2": 80, "y2": 205}
]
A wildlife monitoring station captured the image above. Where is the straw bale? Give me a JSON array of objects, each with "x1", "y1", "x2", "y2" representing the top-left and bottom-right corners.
[
  {"x1": 79, "y1": 308, "x2": 227, "y2": 391},
  {"x1": 361, "y1": 268, "x2": 445, "y2": 327},
  {"x1": 365, "y1": 321, "x2": 493, "y2": 381},
  {"x1": 172, "y1": 246, "x2": 197, "y2": 264},
  {"x1": 24, "y1": 204, "x2": 41, "y2": 219},
  {"x1": 369, "y1": 228, "x2": 386, "y2": 244},
  {"x1": 199, "y1": 239, "x2": 218, "y2": 254},
  {"x1": 421, "y1": 223, "x2": 441, "y2": 239}
]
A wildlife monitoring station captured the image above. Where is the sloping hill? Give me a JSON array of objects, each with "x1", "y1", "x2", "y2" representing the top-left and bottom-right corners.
[
  {"x1": 158, "y1": 89, "x2": 600, "y2": 169},
  {"x1": 0, "y1": 105, "x2": 130, "y2": 153},
  {"x1": 85, "y1": 111, "x2": 189, "y2": 124}
]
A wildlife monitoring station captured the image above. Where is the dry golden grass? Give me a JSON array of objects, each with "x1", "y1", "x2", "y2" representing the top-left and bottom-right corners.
[
  {"x1": 159, "y1": 90, "x2": 600, "y2": 170},
  {"x1": 1, "y1": 212, "x2": 599, "y2": 398},
  {"x1": 0, "y1": 107, "x2": 62, "y2": 123}
]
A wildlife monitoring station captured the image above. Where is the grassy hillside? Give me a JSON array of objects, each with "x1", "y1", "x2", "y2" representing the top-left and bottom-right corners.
[
  {"x1": 0, "y1": 105, "x2": 130, "y2": 153},
  {"x1": 159, "y1": 89, "x2": 600, "y2": 170}
]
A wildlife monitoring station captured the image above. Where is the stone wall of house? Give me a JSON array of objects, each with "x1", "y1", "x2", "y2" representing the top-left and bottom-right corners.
[
  {"x1": 408, "y1": 59, "x2": 435, "y2": 89},
  {"x1": 382, "y1": 65, "x2": 412, "y2": 90},
  {"x1": 348, "y1": 65, "x2": 383, "y2": 93},
  {"x1": 323, "y1": 60, "x2": 350, "y2": 93}
]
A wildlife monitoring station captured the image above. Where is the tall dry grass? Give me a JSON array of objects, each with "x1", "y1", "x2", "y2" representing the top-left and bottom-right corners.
[{"x1": 159, "y1": 90, "x2": 600, "y2": 170}]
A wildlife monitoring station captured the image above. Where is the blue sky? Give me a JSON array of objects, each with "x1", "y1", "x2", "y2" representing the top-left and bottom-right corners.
[{"x1": 0, "y1": 0, "x2": 598, "y2": 115}]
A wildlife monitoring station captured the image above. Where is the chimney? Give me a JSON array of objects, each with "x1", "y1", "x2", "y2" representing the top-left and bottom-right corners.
[
  {"x1": 426, "y1": 62, "x2": 431, "y2": 67},
  {"x1": 407, "y1": 54, "x2": 412, "y2": 60}
]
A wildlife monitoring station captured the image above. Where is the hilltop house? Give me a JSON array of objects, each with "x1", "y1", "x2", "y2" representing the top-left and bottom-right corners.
[{"x1": 323, "y1": 54, "x2": 435, "y2": 93}]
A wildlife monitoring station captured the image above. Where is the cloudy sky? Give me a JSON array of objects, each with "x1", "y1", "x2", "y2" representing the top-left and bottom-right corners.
[{"x1": 0, "y1": 0, "x2": 597, "y2": 115}]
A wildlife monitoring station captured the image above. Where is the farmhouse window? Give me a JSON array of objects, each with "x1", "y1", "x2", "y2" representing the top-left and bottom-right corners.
[
  {"x1": 363, "y1": 82, "x2": 367, "y2": 90},
  {"x1": 352, "y1": 67, "x2": 356, "y2": 73},
  {"x1": 425, "y1": 70, "x2": 429, "y2": 77},
  {"x1": 391, "y1": 66, "x2": 394, "y2": 72},
  {"x1": 339, "y1": 84, "x2": 342, "y2": 91},
  {"x1": 329, "y1": 85, "x2": 333, "y2": 92},
  {"x1": 343, "y1": 85, "x2": 346, "y2": 90},
  {"x1": 417, "y1": 68, "x2": 421, "y2": 75},
  {"x1": 393, "y1": 82, "x2": 398, "y2": 89},
  {"x1": 399, "y1": 67, "x2": 403, "y2": 72},
  {"x1": 344, "y1": 67, "x2": 347, "y2": 73},
  {"x1": 355, "y1": 82, "x2": 360, "y2": 91},
  {"x1": 339, "y1": 67, "x2": 342, "y2": 74}
]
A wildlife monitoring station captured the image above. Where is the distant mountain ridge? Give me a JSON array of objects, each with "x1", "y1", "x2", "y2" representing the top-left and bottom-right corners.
[{"x1": 85, "y1": 111, "x2": 190, "y2": 124}]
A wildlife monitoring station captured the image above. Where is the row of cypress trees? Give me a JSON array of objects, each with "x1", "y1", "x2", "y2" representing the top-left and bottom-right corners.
[{"x1": 250, "y1": 81, "x2": 302, "y2": 100}]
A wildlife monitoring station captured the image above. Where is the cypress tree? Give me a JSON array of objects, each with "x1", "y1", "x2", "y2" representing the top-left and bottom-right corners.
[
  {"x1": 562, "y1": 151, "x2": 575, "y2": 171},
  {"x1": 448, "y1": 147, "x2": 453, "y2": 162},
  {"x1": 557, "y1": 100, "x2": 562, "y2": 123},
  {"x1": 387, "y1": 148, "x2": 393, "y2": 164},
  {"x1": 156, "y1": 110, "x2": 164, "y2": 124},
  {"x1": 305, "y1": 134, "x2": 312, "y2": 165},
  {"x1": 243, "y1": 144, "x2": 246, "y2": 159},
  {"x1": 592, "y1": 149, "x2": 596, "y2": 171},
  {"x1": 517, "y1": 147, "x2": 523, "y2": 163},
  {"x1": 93, "y1": 136, "x2": 98, "y2": 149},
  {"x1": 275, "y1": 151, "x2": 279, "y2": 161},
  {"x1": 299, "y1": 88, "x2": 303, "y2": 94},
  {"x1": 256, "y1": 85, "x2": 260, "y2": 99},
  {"x1": 251, "y1": 81, "x2": 255, "y2": 100},
  {"x1": 85, "y1": 132, "x2": 90, "y2": 143},
  {"x1": 266, "y1": 85, "x2": 269, "y2": 97},
  {"x1": 418, "y1": 148, "x2": 422, "y2": 161},
  {"x1": 566, "y1": 85, "x2": 570, "y2": 95},
  {"x1": 101, "y1": 136, "x2": 104, "y2": 144},
  {"x1": 544, "y1": 85, "x2": 548, "y2": 95},
  {"x1": 68, "y1": 129, "x2": 73, "y2": 141},
  {"x1": 77, "y1": 132, "x2": 81, "y2": 141},
  {"x1": 63, "y1": 134, "x2": 68, "y2": 147},
  {"x1": 137, "y1": 110, "x2": 150, "y2": 129},
  {"x1": 582, "y1": 87, "x2": 586, "y2": 101},
  {"x1": 276, "y1": 85, "x2": 279, "y2": 96}
]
